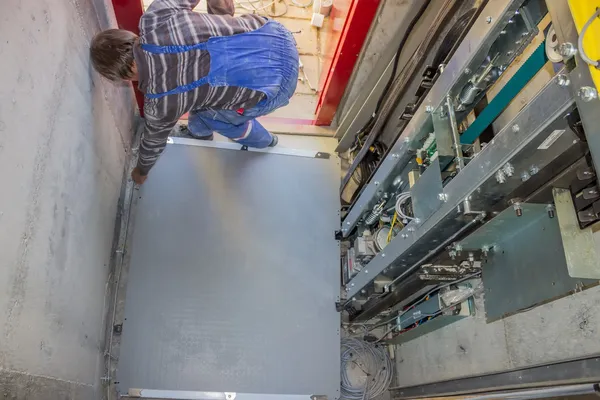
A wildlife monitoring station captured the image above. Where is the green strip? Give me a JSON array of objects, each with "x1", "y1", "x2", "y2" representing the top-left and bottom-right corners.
[{"x1": 461, "y1": 43, "x2": 548, "y2": 145}]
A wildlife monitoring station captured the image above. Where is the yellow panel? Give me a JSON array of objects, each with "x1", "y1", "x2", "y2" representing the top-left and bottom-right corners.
[{"x1": 569, "y1": 0, "x2": 600, "y2": 90}]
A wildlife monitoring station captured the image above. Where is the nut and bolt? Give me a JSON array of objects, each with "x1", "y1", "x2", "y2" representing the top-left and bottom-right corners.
[
  {"x1": 392, "y1": 153, "x2": 400, "y2": 158},
  {"x1": 557, "y1": 74, "x2": 570, "y2": 87},
  {"x1": 578, "y1": 86, "x2": 598, "y2": 102},
  {"x1": 438, "y1": 193, "x2": 449, "y2": 202},
  {"x1": 425, "y1": 105, "x2": 434, "y2": 113},
  {"x1": 449, "y1": 249, "x2": 457, "y2": 260},
  {"x1": 546, "y1": 204, "x2": 555, "y2": 219},
  {"x1": 401, "y1": 233, "x2": 409, "y2": 239},
  {"x1": 558, "y1": 42, "x2": 577, "y2": 58},
  {"x1": 407, "y1": 226, "x2": 415, "y2": 232},
  {"x1": 529, "y1": 165, "x2": 539, "y2": 175},
  {"x1": 512, "y1": 124, "x2": 520, "y2": 133},
  {"x1": 521, "y1": 171, "x2": 531, "y2": 182},
  {"x1": 486, "y1": 16, "x2": 492, "y2": 23},
  {"x1": 496, "y1": 170, "x2": 507, "y2": 184},
  {"x1": 481, "y1": 245, "x2": 490, "y2": 257},
  {"x1": 503, "y1": 162, "x2": 515, "y2": 177},
  {"x1": 500, "y1": 30, "x2": 507, "y2": 35},
  {"x1": 468, "y1": 252, "x2": 475, "y2": 262},
  {"x1": 513, "y1": 202, "x2": 523, "y2": 217},
  {"x1": 454, "y1": 243, "x2": 463, "y2": 253}
]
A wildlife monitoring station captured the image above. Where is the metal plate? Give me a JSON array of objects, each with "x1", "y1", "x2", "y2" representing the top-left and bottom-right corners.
[
  {"x1": 411, "y1": 158, "x2": 444, "y2": 224},
  {"x1": 117, "y1": 144, "x2": 341, "y2": 399},
  {"x1": 460, "y1": 204, "x2": 597, "y2": 322}
]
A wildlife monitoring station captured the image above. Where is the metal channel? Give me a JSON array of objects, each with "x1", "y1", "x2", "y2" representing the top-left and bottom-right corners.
[
  {"x1": 547, "y1": 0, "x2": 600, "y2": 174},
  {"x1": 390, "y1": 356, "x2": 600, "y2": 399},
  {"x1": 346, "y1": 74, "x2": 574, "y2": 298},
  {"x1": 342, "y1": 0, "x2": 526, "y2": 236},
  {"x1": 129, "y1": 389, "x2": 317, "y2": 400}
]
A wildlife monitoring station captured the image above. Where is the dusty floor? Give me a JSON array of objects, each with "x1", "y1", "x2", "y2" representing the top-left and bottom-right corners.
[{"x1": 142, "y1": 0, "x2": 328, "y2": 121}]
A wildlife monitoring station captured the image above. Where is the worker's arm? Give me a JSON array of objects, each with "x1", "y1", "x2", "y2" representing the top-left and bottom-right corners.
[
  {"x1": 133, "y1": 101, "x2": 178, "y2": 184},
  {"x1": 207, "y1": 0, "x2": 235, "y2": 16}
]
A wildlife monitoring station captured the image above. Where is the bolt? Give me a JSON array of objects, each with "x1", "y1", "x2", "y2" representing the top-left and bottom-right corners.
[
  {"x1": 374, "y1": 181, "x2": 380, "y2": 186},
  {"x1": 496, "y1": 170, "x2": 506, "y2": 184},
  {"x1": 508, "y1": 18, "x2": 514, "y2": 24},
  {"x1": 486, "y1": 16, "x2": 492, "y2": 23},
  {"x1": 500, "y1": 30, "x2": 507, "y2": 35},
  {"x1": 401, "y1": 233, "x2": 408, "y2": 239},
  {"x1": 558, "y1": 42, "x2": 577, "y2": 58},
  {"x1": 513, "y1": 202, "x2": 523, "y2": 217},
  {"x1": 557, "y1": 74, "x2": 570, "y2": 87},
  {"x1": 345, "y1": 287, "x2": 350, "y2": 292},
  {"x1": 361, "y1": 289, "x2": 366, "y2": 294},
  {"x1": 454, "y1": 244, "x2": 463, "y2": 253},
  {"x1": 381, "y1": 253, "x2": 386, "y2": 257},
  {"x1": 438, "y1": 64, "x2": 446, "y2": 73},
  {"x1": 546, "y1": 204, "x2": 555, "y2": 218},
  {"x1": 515, "y1": 9, "x2": 520, "y2": 15},
  {"x1": 438, "y1": 193, "x2": 449, "y2": 202},
  {"x1": 578, "y1": 86, "x2": 598, "y2": 102},
  {"x1": 449, "y1": 250, "x2": 457, "y2": 260},
  {"x1": 529, "y1": 165, "x2": 539, "y2": 175},
  {"x1": 515, "y1": 40, "x2": 522, "y2": 45},
  {"x1": 481, "y1": 245, "x2": 490, "y2": 256},
  {"x1": 407, "y1": 227, "x2": 415, "y2": 232},
  {"x1": 404, "y1": 137, "x2": 411, "y2": 144},
  {"x1": 364, "y1": 269, "x2": 369, "y2": 274},
  {"x1": 425, "y1": 105, "x2": 434, "y2": 113},
  {"x1": 506, "y1": 50, "x2": 514, "y2": 56},
  {"x1": 346, "y1": 221, "x2": 350, "y2": 225},
  {"x1": 521, "y1": 171, "x2": 530, "y2": 182},
  {"x1": 351, "y1": 283, "x2": 355, "y2": 287},
  {"x1": 512, "y1": 124, "x2": 520, "y2": 133},
  {"x1": 392, "y1": 153, "x2": 400, "y2": 158},
  {"x1": 352, "y1": 297, "x2": 357, "y2": 301},
  {"x1": 464, "y1": 68, "x2": 472, "y2": 74},
  {"x1": 503, "y1": 162, "x2": 515, "y2": 177},
  {"x1": 468, "y1": 252, "x2": 475, "y2": 262}
]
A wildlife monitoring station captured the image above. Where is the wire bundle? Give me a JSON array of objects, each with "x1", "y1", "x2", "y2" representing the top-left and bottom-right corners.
[
  {"x1": 340, "y1": 338, "x2": 394, "y2": 400},
  {"x1": 395, "y1": 192, "x2": 413, "y2": 221}
]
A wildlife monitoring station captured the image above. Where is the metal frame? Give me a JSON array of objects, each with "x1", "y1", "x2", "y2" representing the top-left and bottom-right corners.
[
  {"x1": 546, "y1": 0, "x2": 600, "y2": 173},
  {"x1": 346, "y1": 73, "x2": 575, "y2": 298},
  {"x1": 341, "y1": 0, "x2": 527, "y2": 235},
  {"x1": 390, "y1": 355, "x2": 600, "y2": 399}
]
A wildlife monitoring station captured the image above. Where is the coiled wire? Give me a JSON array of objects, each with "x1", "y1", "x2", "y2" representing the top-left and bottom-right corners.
[
  {"x1": 341, "y1": 338, "x2": 394, "y2": 399},
  {"x1": 395, "y1": 192, "x2": 413, "y2": 221}
]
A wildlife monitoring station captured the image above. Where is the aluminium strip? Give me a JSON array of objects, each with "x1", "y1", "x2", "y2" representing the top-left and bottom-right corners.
[
  {"x1": 128, "y1": 389, "x2": 317, "y2": 400},
  {"x1": 167, "y1": 137, "x2": 330, "y2": 159},
  {"x1": 341, "y1": 0, "x2": 526, "y2": 237}
]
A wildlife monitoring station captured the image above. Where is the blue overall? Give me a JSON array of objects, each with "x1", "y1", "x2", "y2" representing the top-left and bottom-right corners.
[{"x1": 142, "y1": 20, "x2": 299, "y2": 148}]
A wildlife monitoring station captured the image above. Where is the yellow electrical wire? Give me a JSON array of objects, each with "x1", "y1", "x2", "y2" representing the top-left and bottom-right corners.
[{"x1": 387, "y1": 212, "x2": 398, "y2": 243}]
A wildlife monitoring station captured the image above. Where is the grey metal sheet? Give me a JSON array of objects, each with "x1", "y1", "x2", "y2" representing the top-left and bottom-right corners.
[
  {"x1": 411, "y1": 158, "x2": 444, "y2": 224},
  {"x1": 460, "y1": 204, "x2": 597, "y2": 322},
  {"x1": 117, "y1": 144, "x2": 341, "y2": 399}
]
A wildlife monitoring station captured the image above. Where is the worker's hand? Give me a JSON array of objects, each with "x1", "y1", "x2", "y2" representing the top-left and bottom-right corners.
[{"x1": 131, "y1": 167, "x2": 148, "y2": 185}]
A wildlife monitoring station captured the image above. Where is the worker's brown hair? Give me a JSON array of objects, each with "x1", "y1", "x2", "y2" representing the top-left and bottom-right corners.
[{"x1": 90, "y1": 29, "x2": 138, "y2": 81}]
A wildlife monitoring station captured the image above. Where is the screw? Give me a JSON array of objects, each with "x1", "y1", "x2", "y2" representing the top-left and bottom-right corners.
[
  {"x1": 546, "y1": 204, "x2": 555, "y2": 218},
  {"x1": 425, "y1": 105, "x2": 434, "y2": 113},
  {"x1": 521, "y1": 171, "x2": 530, "y2": 182},
  {"x1": 529, "y1": 165, "x2": 539, "y2": 175},
  {"x1": 346, "y1": 221, "x2": 350, "y2": 225},
  {"x1": 558, "y1": 42, "x2": 577, "y2": 58},
  {"x1": 381, "y1": 253, "x2": 385, "y2": 257},
  {"x1": 512, "y1": 124, "x2": 520, "y2": 133},
  {"x1": 557, "y1": 74, "x2": 570, "y2": 87},
  {"x1": 496, "y1": 170, "x2": 506, "y2": 184},
  {"x1": 513, "y1": 202, "x2": 523, "y2": 217},
  {"x1": 351, "y1": 283, "x2": 355, "y2": 287},
  {"x1": 578, "y1": 86, "x2": 598, "y2": 102},
  {"x1": 503, "y1": 162, "x2": 515, "y2": 177},
  {"x1": 486, "y1": 16, "x2": 492, "y2": 23},
  {"x1": 438, "y1": 193, "x2": 448, "y2": 202},
  {"x1": 364, "y1": 269, "x2": 369, "y2": 274}
]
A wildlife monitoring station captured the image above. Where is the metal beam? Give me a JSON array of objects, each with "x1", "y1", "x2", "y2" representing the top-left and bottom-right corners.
[{"x1": 390, "y1": 356, "x2": 600, "y2": 399}]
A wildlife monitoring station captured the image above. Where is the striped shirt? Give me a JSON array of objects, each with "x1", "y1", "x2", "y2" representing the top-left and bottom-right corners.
[{"x1": 134, "y1": 0, "x2": 268, "y2": 174}]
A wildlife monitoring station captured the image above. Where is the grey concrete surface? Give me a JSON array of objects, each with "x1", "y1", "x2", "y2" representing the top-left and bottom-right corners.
[
  {"x1": 0, "y1": 0, "x2": 136, "y2": 399},
  {"x1": 395, "y1": 286, "x2": 600, "y2": 388}
]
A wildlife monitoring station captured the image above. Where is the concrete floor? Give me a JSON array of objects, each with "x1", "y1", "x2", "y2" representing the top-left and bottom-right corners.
[{"x1": 0, "y1": 0, "x2": 136, "y2": 399}]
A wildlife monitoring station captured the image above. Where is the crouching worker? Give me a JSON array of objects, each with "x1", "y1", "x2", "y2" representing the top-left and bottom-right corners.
[{"x1": 90, "y1": 0, "x2": 299, "y2": 184}]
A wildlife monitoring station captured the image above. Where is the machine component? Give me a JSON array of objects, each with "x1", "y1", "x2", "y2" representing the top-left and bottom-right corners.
[
  {"x1": 553, "y1": 187, "x2": 600, "y2": 279},
  {"x1": 545, "y1": 24, "x2": 563, "y2": 62},
  {"x1": 354, "y1": 230, "x2": 378, "y2": 264},
  {"x1": 418, "y1": 261, "x2": 482, "y2": 281},
  {"x1": 456, "y1": 55, "x2": 501, "y2": 110},
  {"x1": 374, "y1": 225, "x2": 398, "y2": 251},
  {"x1": 364, "y1": 194, "x2": 389, "y2": 225}
]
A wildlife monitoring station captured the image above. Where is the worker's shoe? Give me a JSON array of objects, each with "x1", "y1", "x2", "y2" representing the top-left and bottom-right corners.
[
  {"x1": 269, "y1": 134, "x2": 279, "y2": 147},
  {"x1": 177, "y1": 124, "x2": 214, "y2": 141}
]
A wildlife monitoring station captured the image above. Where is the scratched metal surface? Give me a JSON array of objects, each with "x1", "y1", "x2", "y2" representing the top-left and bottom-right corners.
[{"x1": 116, "y1": 143, "x2": 341, "y2": 399}]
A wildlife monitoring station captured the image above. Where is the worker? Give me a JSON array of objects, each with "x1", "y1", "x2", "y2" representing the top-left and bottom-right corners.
[{"x1": 90, "y1": 0, "x2": 299, "y2": 184}]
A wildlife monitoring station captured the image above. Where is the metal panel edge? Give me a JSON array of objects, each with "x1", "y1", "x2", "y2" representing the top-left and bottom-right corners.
[{"x1": 346, "y1": 73, "x2": 574, "y2": 298}]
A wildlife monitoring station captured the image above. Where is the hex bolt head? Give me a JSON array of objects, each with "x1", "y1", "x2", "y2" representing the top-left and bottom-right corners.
[
  {"x1": 513, "y1": 202, "x2": 523, "y2": 217},
  {"x1": 558, "y1": 42, "x2": 577, "y2": 58},
  {"x1": 374, "y1": 181, "x2": 380, "y2": 186},
  {"x1": 512, "y1": 124, "x2": 520, "y2": 133},
  {"x1": 503, "y1": 162, "x2": 515, "y2": 177},
  {"x1": 578, "y1": 86, "x2": 598, "y2": 102},
  {"x1": 438, "y1": 193, "x2": 448, "y2": 202},
  {"x1": 425, "y1": 105, "x2": 434, "y2": 113},
  {"x1": 486, "y1": 16, "x2": 492, "y2": 23},
  {"x1": 521, "y1": 171, "x2": 530, "y2": 182},
  {"x1": 529, "y1": 165, "x2": 539, "y2": 175},
  {"x1": 557, "y1": 74, "x2": 570, "y2": 87}
]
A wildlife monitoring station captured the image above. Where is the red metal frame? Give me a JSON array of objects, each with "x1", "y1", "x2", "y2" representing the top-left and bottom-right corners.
[
  {"x1": 111, "y1": 0, "x2": 145, "y2": 113},
  {"x1": 315, "y1": 0, "x2": 381, "y2": 126}
]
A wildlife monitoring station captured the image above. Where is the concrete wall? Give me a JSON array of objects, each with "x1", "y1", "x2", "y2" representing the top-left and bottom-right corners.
[{"x1": 0, "y1": 0, "x2": 136, "y2": 399}]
